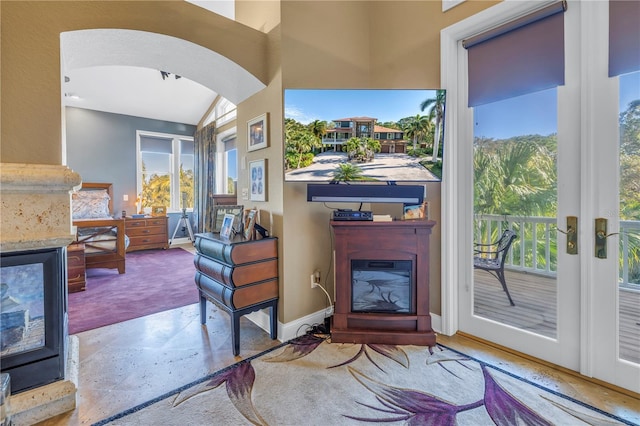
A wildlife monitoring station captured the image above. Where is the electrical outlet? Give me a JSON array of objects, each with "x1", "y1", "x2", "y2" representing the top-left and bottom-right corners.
[{"x1": 310, "y1": 273, "x2": 318, "y2": 288}]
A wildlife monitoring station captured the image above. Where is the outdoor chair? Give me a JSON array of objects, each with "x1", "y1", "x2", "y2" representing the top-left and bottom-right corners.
[{"x1": 473, "y1": 229, "x2": 518, "y2": 306}]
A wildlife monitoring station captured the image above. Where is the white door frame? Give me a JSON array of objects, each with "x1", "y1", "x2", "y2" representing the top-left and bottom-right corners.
[
  {"x1": 440, "y1": 0, "x2": 562, "y2": 338},
  {"x1": 441, "y1": 0, "x2": 640, "y2": 392}
]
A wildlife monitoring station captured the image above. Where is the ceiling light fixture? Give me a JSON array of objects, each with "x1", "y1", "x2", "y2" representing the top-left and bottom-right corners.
[{"x1": 160, "y1": 70, "x2": 182, "y2": 80}]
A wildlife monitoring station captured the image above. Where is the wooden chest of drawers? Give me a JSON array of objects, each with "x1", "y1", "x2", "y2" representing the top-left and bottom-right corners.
[
  {"x1": 125, "y1": 216, "x2": 169, "y2": 252},
  {"x1": 67, "y1": 243, "x2": 86, "y2": 293},
  {"x1": 194, "y1": 232, "x2": 279, "y2": 355}
]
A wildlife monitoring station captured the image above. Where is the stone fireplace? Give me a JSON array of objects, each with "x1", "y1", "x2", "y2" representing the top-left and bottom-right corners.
[{"x1": 0, "y1": 163, "x2": 81, "y2": 424}]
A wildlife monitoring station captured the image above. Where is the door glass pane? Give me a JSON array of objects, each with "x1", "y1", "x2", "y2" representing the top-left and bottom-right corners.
[
  {"x1": 473, "y1": 88, "x2": 558, "y2": 338},
  {"x1": 618, "y1": 71, "x2": 640, "y2": 364}
]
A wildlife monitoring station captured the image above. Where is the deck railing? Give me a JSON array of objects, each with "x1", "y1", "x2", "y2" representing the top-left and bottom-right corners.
[{"x1": 474, "y1": 214, "x2": 640, "y2": 286}]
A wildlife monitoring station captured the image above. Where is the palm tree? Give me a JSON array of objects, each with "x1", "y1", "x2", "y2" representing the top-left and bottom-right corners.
[
  {"x1": 308, "y1": 120, "x2": 327, "y2": 145},
  {"x1": 332, "y1": 163, "x2": 365, "y2": 181},
  {"x1": 285, "y1": 118, "x2": 322, "y2": 169},
  {"x1": 403, "y1": 114, "x2": 431, "y2": 151},
  {"x1": 421, "y1": 89, "x2": 446, "y2": 162},
  {"x1": 473, "y1": 138, "x2": 557, "y2": 217}
]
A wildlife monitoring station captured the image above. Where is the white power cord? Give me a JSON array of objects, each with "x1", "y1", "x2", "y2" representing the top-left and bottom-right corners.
[{"x1": 314, "y1": 282, "x2": 334, "y2": 316}]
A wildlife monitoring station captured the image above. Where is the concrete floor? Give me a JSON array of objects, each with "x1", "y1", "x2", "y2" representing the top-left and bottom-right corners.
[
  {"x1": 34, "y1": 304, "x2": 640, "y2": 425},
  {"x1": 35, "y1": 245, "x2": 640, "y2": 425}
]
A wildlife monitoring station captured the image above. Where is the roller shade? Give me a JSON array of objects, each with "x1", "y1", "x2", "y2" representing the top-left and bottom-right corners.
[
  {"x1": 140, "y1": 136, "x2": 172, "y2": 154},
  {"x1": 464, "y1": 1, "x2": 567, "y2": 107},
  {"x1": 609, "y1": 0, "x2": 640, "y2": 77}
]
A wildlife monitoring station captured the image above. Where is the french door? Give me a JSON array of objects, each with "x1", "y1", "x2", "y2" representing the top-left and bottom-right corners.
[{"x1": 441, "y1": 0, "x2": 640, "y2": 393}]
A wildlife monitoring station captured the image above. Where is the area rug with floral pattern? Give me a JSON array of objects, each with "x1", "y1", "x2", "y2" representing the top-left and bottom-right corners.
[{"x1": 94, "y1": 335, "x2": 635, "y2": 425}]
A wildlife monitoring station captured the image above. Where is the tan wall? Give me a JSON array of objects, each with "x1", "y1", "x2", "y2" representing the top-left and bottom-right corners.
[
  {"x1": 1, "y1": 0, "x2": 497, "y2": 326},
  {"x1": 278, "y1": 0, "x2": 496, "y2": 320},
  {"x1": 0, "y1": 1, "x2": 268, "y2": 164}
]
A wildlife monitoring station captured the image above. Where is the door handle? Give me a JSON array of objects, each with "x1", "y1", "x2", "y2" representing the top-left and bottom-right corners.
[
  {"x1": 594, "y1": 218, "x2": 619, "y2": 259},
  {"x1": 557, "y1": 216, "x2": 578, "y2": 255}
]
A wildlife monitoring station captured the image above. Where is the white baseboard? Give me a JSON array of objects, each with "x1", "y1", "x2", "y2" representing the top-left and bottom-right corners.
[
  {"x1": 245, "y1": 310, "x2": 443, "y2": 343},
  {"x1": 431, "y1": 313, "x2": 442, "y2": 335}
]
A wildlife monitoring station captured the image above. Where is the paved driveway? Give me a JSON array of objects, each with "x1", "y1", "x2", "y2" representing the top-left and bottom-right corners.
[{"x1": 285, "y1": 151, "x2": 439, "y2": 182}]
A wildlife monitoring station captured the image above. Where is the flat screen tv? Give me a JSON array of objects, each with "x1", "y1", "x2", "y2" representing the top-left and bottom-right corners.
[{"x1": 284, "y1": 89, "x2": 446, "y2": 184}]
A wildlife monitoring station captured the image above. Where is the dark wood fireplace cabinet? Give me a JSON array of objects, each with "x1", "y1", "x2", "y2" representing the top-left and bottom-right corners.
[{"x1": 331, "y1": 220, "x2": 437, "y2": 347}]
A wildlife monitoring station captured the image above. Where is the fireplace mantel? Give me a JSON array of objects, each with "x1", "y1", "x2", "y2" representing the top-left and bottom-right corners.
[
  {"x1": 1, "y1": 162, "x2": 82, "y2": 252},
  {"x1": 0, "y1": 162, "x2": 82, "y2": 424},
  {"x1": 331, "y1": 220, "x2": 437, "y2": 347}
]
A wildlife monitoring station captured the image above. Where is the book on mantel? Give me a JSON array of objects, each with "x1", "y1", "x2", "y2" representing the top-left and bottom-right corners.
[{"x1": 194, "y1": 233, "x2": 277, "y2": 265}]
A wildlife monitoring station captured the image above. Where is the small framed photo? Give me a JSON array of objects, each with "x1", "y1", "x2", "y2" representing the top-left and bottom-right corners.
[
  {"x1": 220, "y1": 213, "x2": 235, "y2": 239},
  {"x1": 403, "y1": 202, "x2": 429, "y2": 220},
  {"x1": 213, "y1": 205, "x2": 244, "y2": 232},
  {"x1": 151, "y1": 206, "x2": 166, "y2": 217},
  {"x1": 247, "y1": 113, "x2": 269, "y2": 152},
  {"x1": 243, "y1": 209, "x2": 258, "y2": 240},
  {"x1": 249, "y1": 159, "x2": 267, "y2": 202}
]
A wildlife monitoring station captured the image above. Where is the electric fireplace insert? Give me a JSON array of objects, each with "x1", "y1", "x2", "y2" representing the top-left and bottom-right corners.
[
  {"x1": 0, "y1": 248, "x2": 66, "y2": 393},
  {"x1": 351, "y1": 260, "x2": 413, "y2": 314}
]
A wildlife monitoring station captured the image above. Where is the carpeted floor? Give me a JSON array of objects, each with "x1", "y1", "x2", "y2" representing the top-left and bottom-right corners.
[
  {"x1": 68, "y1": 248, "x2": 199, "y2": 334},
  {"x1": 93, "y1": 335, "x2": 633, "y2": 426}
]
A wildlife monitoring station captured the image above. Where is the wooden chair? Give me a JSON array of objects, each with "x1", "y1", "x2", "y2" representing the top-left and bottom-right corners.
[{"x1": 474, "y1": 229, "x2": 517, "y2": 306}]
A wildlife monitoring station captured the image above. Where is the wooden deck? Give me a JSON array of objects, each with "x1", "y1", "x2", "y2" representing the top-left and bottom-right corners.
[{"x1": 474, "y1": 269, "x2": 640, "y2": 364}]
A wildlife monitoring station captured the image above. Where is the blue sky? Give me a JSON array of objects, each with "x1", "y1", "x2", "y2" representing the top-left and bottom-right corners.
[
  {"x1": 284, "y1": 89, "x2": 439, "y2": 125},
  {"x1": 475, "y1": 71, "x2": 640, "y2": 140},
  {"x1": 284, "y1": 75, "x2": 639, "y2": 141}
]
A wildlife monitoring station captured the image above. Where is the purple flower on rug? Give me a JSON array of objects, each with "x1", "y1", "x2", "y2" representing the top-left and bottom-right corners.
[
  {"x1": 346, "y1": 367, "x2": 484, "y2": 424},
  {"x1": 426, "y1": 344, "x2": 474, "y2": 379},
  {"x1": 173, "y1": 362, "x2": 267, "y2": 425},
  {"x1": 482, "y1": 365, "x2": 553, "y2": 426},
  {"x1": 262, "y1": 334, "x2": 327, "y2": 362},
  {"x1": 343, "y1": 363, "x2": 554, "y2": 425},
  {"x1": 329, "y1": 344, "x2": 409, "y2": 371}
]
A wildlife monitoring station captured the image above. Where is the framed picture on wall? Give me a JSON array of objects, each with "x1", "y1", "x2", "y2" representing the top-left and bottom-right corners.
[
  {"x1": 247, "y1": 113, "x2": 269, "y2": 152},
  {"x1": 249, "y1": 159, "x2": 267, "y2": 202}
]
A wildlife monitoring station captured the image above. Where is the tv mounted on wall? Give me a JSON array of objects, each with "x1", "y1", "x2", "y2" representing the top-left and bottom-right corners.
[{"x1": 284, "y1": 88, "x2": 446, "y2": 184}]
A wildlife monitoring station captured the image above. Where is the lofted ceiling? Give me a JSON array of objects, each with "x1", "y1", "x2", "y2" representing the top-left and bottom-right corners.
[
  {"x1": 62, "y1": 1, "x2": 240, "y2": 126},
  {"x1": 63, "y1": 66, "x2": 218, "y2": 126}
]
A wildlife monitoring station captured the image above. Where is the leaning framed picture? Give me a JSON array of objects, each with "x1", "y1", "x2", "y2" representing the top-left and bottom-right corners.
[
  {"x1": 249, "y1": 159, "x2": 267, "y2": 202},
  {"x1": 403, "y1": 202, "x2": 429, "y2": 220},
  {"x1": 247, "y1": 113, "x2": 269, "y2": 152},
  {"x1": 220, "y1": 213, "x2": 235, "y2": 239},
  {"x1": 243, "y1": 208, "x2": 257, "y2": 240},
  {"x1": 213, "y1": 205, "x2": 244, "y2": 232}
]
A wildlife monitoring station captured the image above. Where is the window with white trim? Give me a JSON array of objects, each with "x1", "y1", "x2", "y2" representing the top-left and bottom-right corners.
[
  {"x1": 136, "y1": 131, "x2": 194, "y2": 212},
  {"x1": 216, "y1": 128, "x2": 238, "y2": 194}
]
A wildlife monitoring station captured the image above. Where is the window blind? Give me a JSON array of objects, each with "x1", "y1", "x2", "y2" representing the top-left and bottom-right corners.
[
  {"x1": 140, "y1": 136, "x2": 172, "y2": 154},
  {"x1": 464, "y1": 1, "x2": 567, "y2": 107},
  {"x1": 609, "y1": 0, "x2": 640, "y2": 77}
]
